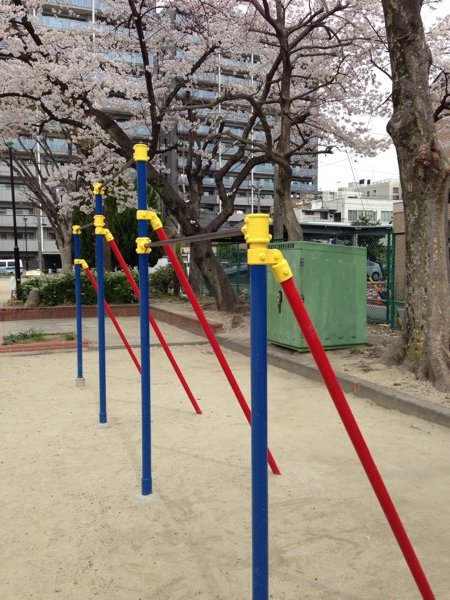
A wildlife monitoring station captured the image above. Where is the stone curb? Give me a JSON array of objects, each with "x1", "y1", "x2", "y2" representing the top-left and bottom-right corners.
[
  {"x1": 151, "y1": 306, "x2": 223, "y2": 336},
  {"x1": 217, "y1": 336, "x2": 450, "y2": 430}
]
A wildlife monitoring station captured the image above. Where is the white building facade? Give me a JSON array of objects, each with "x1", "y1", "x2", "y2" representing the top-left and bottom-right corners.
[{"x1": 298, "y1": 179, "x2": 400, "y2": 225}]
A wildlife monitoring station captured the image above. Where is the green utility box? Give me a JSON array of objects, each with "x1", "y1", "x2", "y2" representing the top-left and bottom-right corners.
[{"x1": 267, "y1": 242, "x2": 366, "y2": 350}]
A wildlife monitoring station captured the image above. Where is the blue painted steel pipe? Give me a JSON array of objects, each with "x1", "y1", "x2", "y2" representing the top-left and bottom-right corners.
[
  {"x1": 73, "y1": 231, "x2": 84, "y2": 382},
  {"x1": 135, "y1": 146, "x2": 152, "y2": 496},
  {"x1": 250, "y1": 264, "x2": 269, "y2": 600},
  {"x1": 95, "y1": 190, "x2": 107, "y2": 424}
]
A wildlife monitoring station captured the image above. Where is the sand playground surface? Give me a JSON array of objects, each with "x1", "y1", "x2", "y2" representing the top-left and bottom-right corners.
[{"x1": 1, "y1": 336, "x2": 450, "y2": 599}]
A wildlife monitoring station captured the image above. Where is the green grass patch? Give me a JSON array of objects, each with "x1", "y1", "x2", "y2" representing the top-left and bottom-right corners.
[{"x1": 2, "y1": 329, "x2": 76, "y2": 346}]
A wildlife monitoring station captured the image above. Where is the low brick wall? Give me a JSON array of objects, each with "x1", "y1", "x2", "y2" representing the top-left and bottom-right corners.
[
  {"x1": 0, "y1": 304, "x2": 140, "y2": 322},
  {"x1": 0, "y1": 303, "x2": 223, "y2": 337},
  {"x1": 151, "y1": 305, "x2": 223, "y2": 336},
  {"x1": 0, "y1": 339, "x2": 89, "y2": 354}
]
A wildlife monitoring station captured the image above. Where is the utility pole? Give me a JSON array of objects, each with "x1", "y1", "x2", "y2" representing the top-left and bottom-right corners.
[
  {"x1": 23, "y1": 216, "x2": 29, "y2": 270},
  {"x1": 5, "y1": 141, "x2": 21, "y2": 298},
  {"x1": 35, "y1": 143, "x2": 44, "y2": 271},
  {"x1": 252, "y1": 181, "x2": 261, "y2": 213}
]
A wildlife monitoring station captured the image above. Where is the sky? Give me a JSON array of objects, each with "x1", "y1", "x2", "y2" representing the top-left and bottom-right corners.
[
  {"x1": 317, "y1": 141, "x2": 399, "y2": 192},
  {"x1": 317, "y1": 1, "x2": 448, "y2": 192}
]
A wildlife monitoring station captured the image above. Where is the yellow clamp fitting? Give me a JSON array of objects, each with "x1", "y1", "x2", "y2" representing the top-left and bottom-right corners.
[
  {"x1": 94, "y1": 214, "x2": 105, "y2": 235},
  {"x1": 93, "y1": 182, "x2": 104, "y2": 195},
  {"x1": 136, "y1": 209, "x2": 163, "y2": 230},
  {"x1": 94, "y1": 215, "x2": 105, "y2": 228},
  {"x1": 102, "y1": 228, "x2": 114, "y2": 242},
  {"x1": 136, "y1": 237, "x2": 152, "y2": 254},
  {"x1": 74, "y1": 259, "x2": 88, "y2": 270},
  {"x1": 133, "y1": 144, "x2": 149, "y2": 162},
  {"x1": 72, "y1": 225, "x2": 81, "y2": 235},
  {"x1": 242, "y1": 213, "x2": 275, "y2": 265},
  {"x1": 271, "y1": 257, "x2": 293, "y2": 283}
]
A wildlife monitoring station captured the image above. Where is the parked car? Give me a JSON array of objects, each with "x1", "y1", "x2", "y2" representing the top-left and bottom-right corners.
[
  {"x1": 367, "y1": 260, "x2": 383, "y2": 281},
  {"x1": 0, "y1": 258, "x2": 25, "y2": 275}
]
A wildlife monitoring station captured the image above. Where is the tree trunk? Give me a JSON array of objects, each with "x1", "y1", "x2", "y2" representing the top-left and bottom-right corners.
[
  {"x1": 190, "y1": 240, "x2": 241, "y2": 311},
  {"x1": 272, "y1": 31, "x2": 304, "y2": 242},
  {"x1": 274, "y1": 165, "x2": 304, "y2": 241},
  {"x1": 103, "y1": 238, "x2": 112, "y2": 272},
  {"x1": 382, "y1": 0, "x2": 450, "y2": 391},
  {"x1": 57, "y1": 230, "x2": 73, "y2": 273},
  {"x1": 188, "y1": 257, "x2": 202, "y2": 296}
]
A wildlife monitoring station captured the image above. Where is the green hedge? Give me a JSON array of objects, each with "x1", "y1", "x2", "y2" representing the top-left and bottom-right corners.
[
  {"x1": 149, "y1": 265, "x2": 174, "y2": 296},
  {"x1": 20, "y1": 271, "x2": 139, "y2": 306},
  {"x1": 19, "y1": 266, "x2": 177, "y2": 306}
]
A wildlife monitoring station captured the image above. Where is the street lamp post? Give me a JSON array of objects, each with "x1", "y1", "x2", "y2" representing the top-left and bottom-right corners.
[
  {"x1": 251, "y1": 181, "x2": 261, "y2": 213},
  {"x1": 5, "y1": 141, "x2": 21, "y2": 298},
  {"x1": 23, "y1": 216, "x2": 28, "y2": 271}
]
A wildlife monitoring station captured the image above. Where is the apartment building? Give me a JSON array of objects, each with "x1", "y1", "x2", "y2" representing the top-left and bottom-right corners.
[{"x1": 0, "y1": 153, "x2": 60, "y2": 270}]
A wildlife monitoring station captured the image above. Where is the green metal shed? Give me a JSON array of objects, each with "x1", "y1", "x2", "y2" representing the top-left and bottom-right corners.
[{"x1": 267, "y1": 241, "x2": 367, "y2": 350}]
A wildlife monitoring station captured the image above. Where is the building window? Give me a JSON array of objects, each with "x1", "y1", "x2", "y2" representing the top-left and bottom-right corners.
[
  {"x1": 0, "y1": 207, "x2": 33, "y2": 216},
  {"x1": 381, "y1": 211, "x2": 393, "y2": 222},
  {"x1": 348, "y1": 209, "x2": 378, "y2": 222}
]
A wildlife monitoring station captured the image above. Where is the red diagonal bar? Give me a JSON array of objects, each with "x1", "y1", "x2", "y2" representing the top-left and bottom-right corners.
[
  {"x1": 108, "y1": 239, "x2": 202, "y2": 415},
  {"x1": 280, "y1": 275, "x2": 435, "y2": 600},
  {"x1": 154, "y1": 226, "x2": 280, "y2": 475},
  {"x1": 85, "y1": 267, "x2": 141, "y2": 374}
]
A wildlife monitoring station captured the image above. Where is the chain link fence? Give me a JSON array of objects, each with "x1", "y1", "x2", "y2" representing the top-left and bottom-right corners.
[{"x1": 211, "y1": 226, "x2": 404, "y2": 328}]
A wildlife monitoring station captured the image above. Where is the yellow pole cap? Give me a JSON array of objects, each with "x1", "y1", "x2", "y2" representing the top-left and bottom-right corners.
[
  {"x1": 242, "y1": 213, "x2": 272, "y2": 246},
  {"x1": 133, "y1": 144, "x2": 149, "y2": 162},
  {"x1": 72, "y1": 225, "x2": 81, "y2": 235},
  {"x1": 93, "y1": 182, "x2": 104, "y2": 195}
]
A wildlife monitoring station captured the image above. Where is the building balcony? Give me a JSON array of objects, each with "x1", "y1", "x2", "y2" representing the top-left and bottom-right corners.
[{"x1": 44, "y1": 0, "x2": 104, "y2": 12}]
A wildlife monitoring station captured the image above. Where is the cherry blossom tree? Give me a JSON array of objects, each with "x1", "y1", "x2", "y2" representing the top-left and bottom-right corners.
[
  {"x1": 210, "y1": 0, "x2": 390, "y2": 239},
  {"x1": 2, "y1": 137, "x2": 80, "y2": 272},
  {"x1": 0, "y1": 0, "x2": 391, "y2": 309}
]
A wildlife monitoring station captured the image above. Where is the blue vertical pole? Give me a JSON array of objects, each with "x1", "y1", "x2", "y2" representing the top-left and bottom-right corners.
[
  {"x1": 94, "y1": 184, "x2": 107, "y2": 424},
  {"x1": 135, "y1": 144, "x2": 152, "y2": 496},
  {"x1": 250, "y1": 263, "x2": 269, "y2": 600},
  {"x1": 73, "y1": 226, "x2": 85, "y2": 386}
]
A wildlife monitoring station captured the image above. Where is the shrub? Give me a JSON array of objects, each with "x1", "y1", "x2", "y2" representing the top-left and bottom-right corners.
[
  {"x1": 149, "y1": 265, "x2": 174, "y2": 296},
  {"x1": 19, "y1": 270, "x2": 139, "y2": 306},
  {"x1": 104, "y1": 270, "x2": 138, "y2": 304}
]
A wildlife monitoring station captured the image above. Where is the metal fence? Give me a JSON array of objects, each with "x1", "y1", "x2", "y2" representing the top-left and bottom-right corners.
[{"x1": 209, "y1": 228, "x2": 405, "y2": 328}]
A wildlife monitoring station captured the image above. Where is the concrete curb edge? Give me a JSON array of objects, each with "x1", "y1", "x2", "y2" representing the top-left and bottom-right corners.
[{"x1": 216, "y1": 336, "x2": 450, "y2": 430}]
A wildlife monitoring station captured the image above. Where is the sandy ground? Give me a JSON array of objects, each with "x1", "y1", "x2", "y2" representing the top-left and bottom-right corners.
[
  {"x1": 156, "y1": 297, "x2": 450, "y2": 410},
  {"x1": 1, "y1": 340, "x2": 450, "y2": 599},
  {"x1": 1, "y1": 276, "x2": 449, "y2": 407}
]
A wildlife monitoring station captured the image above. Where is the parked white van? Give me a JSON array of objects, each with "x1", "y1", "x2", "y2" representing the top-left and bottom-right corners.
[{"x1": 0, "y1": 259, "x2": 25, "y2": 274}]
